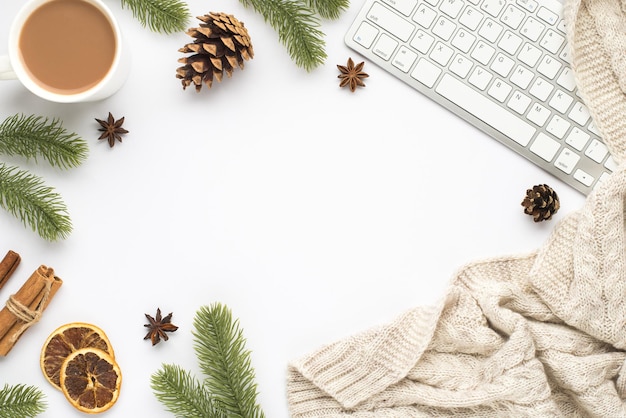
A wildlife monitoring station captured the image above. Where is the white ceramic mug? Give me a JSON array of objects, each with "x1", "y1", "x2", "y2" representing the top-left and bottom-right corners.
[{"x1": 0, "y1": 0, "x2": 130, "y2": 103}]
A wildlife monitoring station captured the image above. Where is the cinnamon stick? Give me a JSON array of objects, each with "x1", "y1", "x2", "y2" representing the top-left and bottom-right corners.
[
  {"x1": 0, "y1": 250, "x2": 20, "y2": 291},
  {"x1": 0, "y1": 265, "x2": 62, "y2": 356}
]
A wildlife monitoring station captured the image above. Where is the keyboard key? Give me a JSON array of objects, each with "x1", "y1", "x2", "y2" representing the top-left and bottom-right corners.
[
  {"x1": 559, "y1": 46, "x2": 572, "y2": 64},
  {"x1": 353, "y1": 21, "x2": 379, "y2": 48},
  {"x1": 440, "y1": 0, "x2": 465, "y2": 18},
  {"x1": 518, "y1": 43, "x2": 542, "y2": 67},
  {"x1": 471, "y1": 41, "x2": 495, "y2": 65},
  {"x1": 490, "y1": 53, "x2": 515, "y2": 77},
  {"x1": 452, "y1": 28, "x2": 476, "y2": 52},
  {"x1": 367, "y1": 2, "x2": 415, "y2": 42},
  {"x1": 529, "y1": 77, "x2": 553, "y2": 101},
  {"x1": 554, "y1": 148, "x2": 580, "y2": 174},
  {"x1": 537, "y1": 55, "x2": 562, "y2": 79},
  {"x1": 540, "y1": 29, "x2": 564, "y2": 53},
  {"x1": 413, "y1": 4, "x2": 437, "y2": 27},
  {"x1": 501, "y1": 5, "x2": 525, "y2": 29},
  {"x1": 548, "y1": 89, "x2": 573, "y2": 113},
  {"x1": 459, "y1": 6, "x2": 483, "y2": 30},
  {"x1": 527, "y1": 103, "x2": 551, "y2": 126},
  {"x1": 411, "y1": 58, "x2": 442, "y2": 87},
  {"x1": 498, "y1": 31, "x2": 523, "y2": 55},
  {"x1": 478, "y1": 18, "x2": 503, "y2": 42},
  {"x1": 516, "y1": 0, "x2": 538, "y2": 13},
  {"x1": 450, "y1": 54, "x2": 474, "y2": 77},
  {"x1": 373, "y1": 33, "x2": 399, "y2": 60},
  {"x1": 585, "y1": 139, "x2": 608, "y2": 163},
  {"x1": 565, "y1": 128, "x2": 590, "y2": 151},
  {"x1": 520, "y1": 16, "x2": 545, "y2": 41},
  {"x1": 488, "y1": 78, "x2": 513, "y2": 102},
  {"x1": 480, "y1": 0, "x2": 505, "y2": 17},
  {"x1": 530, "y1": 132, "x2": 560, "y2": 161},
  {"x1": 430, "y1": 42, "x2": 454, "y2": 65},
  {"x1": 574, "y1": 169, "x2": 594, "y2": 187},
  {"x1": 605, "y1": 155, "x2": 618, "y2": 171},
  {"x1": 568, "y1": 102, "x2": 590, "y2": 126},
  {"x1": 546, "y1": 115, "x2": 570, "y2": 138},
  {"x1": 537, "y1": 6, "x2": 558, "y2": 25},
  {"x1": 436, "y1": 74, "x2": 536, "y2": 145},
  {"x1": 433, "y1": 15, "x2": 457, "y2": 40},
  {"x1": 556, "y1": 67, "x2": 576, "y2": 91},
  {"x1": 411, "y1": 29, "x2": 435, "y2": 53},
  {"x1": 383, "y1": 0, "x2": 417, "y2": 15},
  {"x1": 510, "y1": 65, "x2": 534, "y2": 89},
  {"x1": 507, "y1": 90, "x2": 532, "y2": 114},
  {"x1": 468, "y1": 67, "x2": 493, "y2": 90},
  {"x1": 392, "y1": 46, "x2": 418, "y2": 72}
]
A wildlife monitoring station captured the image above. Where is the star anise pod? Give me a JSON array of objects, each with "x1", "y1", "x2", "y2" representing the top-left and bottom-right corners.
[
  {"x1": 144, "y1": 308, "x2": 179, "y2": 346},
  {"x1": 337, "y1": 57, "x2": 369, "y2": 92},
  {"x1": 95, "y1": 112, "x2": 128, "y2": 147}
]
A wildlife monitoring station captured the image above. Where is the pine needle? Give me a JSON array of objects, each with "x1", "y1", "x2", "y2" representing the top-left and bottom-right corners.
[
  {"x1": 121, "y1": 0, "x2": 191, "y2": 34},
  {"x1": 0, "y1": 114, "x2": 88, "y2": 170},
  {"x1": 193, "y1": 303, "x2": 265, "y2": 418},
  {"x1": 238, "y1": 0, "x2": 327, "y2": 71},
  {"x1": 0, "y1": 384, "x2": 47, "y2": 418},
  {"x1": 151, "y1": 364, "x2": 225, "y2": 417},
  {"x1": 0, "y1": 164, "x2": 72, "y2": 241}
]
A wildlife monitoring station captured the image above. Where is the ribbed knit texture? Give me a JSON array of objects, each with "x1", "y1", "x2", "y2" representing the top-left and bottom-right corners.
[{"x1": 286, "y1": 0, "x2": 626, "y2": 415}]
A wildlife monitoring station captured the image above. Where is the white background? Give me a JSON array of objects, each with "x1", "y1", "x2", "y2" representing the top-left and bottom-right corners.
[{"x1": 0, "y1": 0, "x2": 586, "y2": 416}]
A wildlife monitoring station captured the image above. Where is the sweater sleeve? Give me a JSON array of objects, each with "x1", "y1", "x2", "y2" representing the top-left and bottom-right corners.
[{"x1": 286, "y1": 304, "x2": 442, "y2": 416}]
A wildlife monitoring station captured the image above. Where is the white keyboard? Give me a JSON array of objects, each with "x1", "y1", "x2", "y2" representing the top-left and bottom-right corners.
[{"x1": 345, "y1": 0, "x2": 616, "y2": 194}]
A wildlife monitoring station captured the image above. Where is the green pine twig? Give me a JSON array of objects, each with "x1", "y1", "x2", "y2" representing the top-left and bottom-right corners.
[
  {"x1": 239, "y1": 0, "x2": 327, "y2": 71},
  {"x1": 0, "y1": 164, "x2": 72, "y2": 241},
  {"x1": 0, "y1": 114, "x2": 88, "y2": 169},
  {"x1": 121, "y1": 0, "x2": 191, "y2": 34},
  {"x1": 304, "y1": 0, "x2": 350, "y2": 20},
  {"x1": 151, "y1": 364, "x2": 226, "y2": 418},
  {"x1": 0, "y1": 384, "x2": 47, "y2": 418},
  {"x1": 151, "y1": 303, "x2": 265, "y2": 418},
  {"x1": 193, "y1": 303, "x2": 265, "y2": 418}
]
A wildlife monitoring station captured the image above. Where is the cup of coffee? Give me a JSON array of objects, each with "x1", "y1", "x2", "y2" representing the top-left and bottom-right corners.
[{"x1": 0, "y1": 0, "x2": 130, "y2": 103}]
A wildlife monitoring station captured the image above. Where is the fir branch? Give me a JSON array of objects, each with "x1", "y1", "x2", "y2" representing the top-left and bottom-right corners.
[
  {"x1": 0, "y1": 164, "x2": 72, "y2": 241},
  {"x1": 0, "y1": 384, "x2": 46, "y2": 418},
  {"x1": 238, "y1": 0, "x2": 327, "y2": 71},
  {"x1": 193, "y1": 303, "x2": 265, "y2": 418},
  {"x1": 121, "y1": 0, "x2": 191, "y2": 34},
  {"x1": 0, "y1": 114, "x2": 88, "y2": 170},
  {"x1": 151, "y1": 364, "x2": 225, "y2": 418},
  {"x1": 304, "y1": 0, "x2": 349, "y2": 20}
]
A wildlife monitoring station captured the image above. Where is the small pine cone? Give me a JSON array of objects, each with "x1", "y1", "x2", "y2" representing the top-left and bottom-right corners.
[
  {"x1": 176, "y1": 12, "x2": 254, "y2": 92},
  {"x1": 521, "y1": 184, "x2": 560, "y2": 222}
]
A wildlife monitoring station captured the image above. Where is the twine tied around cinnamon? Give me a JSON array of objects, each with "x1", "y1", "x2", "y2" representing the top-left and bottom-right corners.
[
  {"x1": 5, "y1": 276, "x2": 52, "y2": 343},
  {"x1": 0, "y1": 264, "x2": 63, "y2": 356}
]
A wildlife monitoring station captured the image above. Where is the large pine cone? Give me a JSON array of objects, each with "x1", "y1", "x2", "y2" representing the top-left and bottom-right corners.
[
  {"x1": 521, "y1": 184, "x2": 560, "y2": 222},
  {"x1": 176, "y1": 12, "x2": 254, "y2": 92}
]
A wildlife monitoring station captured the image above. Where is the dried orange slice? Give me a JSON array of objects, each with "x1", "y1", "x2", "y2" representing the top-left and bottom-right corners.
[
  {"x1": 40, "y1": 322, "x2": 115, "y2": 390},
  {"x1": 59, "y1": 347, "x2": 122, "y2": 414}
]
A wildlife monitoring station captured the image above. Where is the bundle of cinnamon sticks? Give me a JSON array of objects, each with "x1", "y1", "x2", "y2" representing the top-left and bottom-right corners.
[{"x1": 0, "y1": 250, "x2": 63, "y2": 356}]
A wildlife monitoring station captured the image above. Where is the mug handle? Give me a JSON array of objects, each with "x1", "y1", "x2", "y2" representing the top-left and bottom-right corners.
[{"x1": 0, "y1": 56, "x2": 17, "y2": 80}]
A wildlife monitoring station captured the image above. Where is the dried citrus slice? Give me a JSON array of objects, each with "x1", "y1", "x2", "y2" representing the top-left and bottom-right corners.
[
  {"x1": 40, "y1": 322, "x2": 115, "y2": 390},
  {"x1": 60, "y1": 347, "x2": 122, "y2": 414}
]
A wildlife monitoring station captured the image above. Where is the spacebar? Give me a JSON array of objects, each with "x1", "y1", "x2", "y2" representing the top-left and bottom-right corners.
[{"x1": 435, "y1": 74, "x2": 536, "y2": 147}]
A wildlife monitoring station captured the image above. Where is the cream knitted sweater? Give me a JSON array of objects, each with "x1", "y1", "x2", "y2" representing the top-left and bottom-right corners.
[{"x1": 286, "y1": 0, "x2": 626, "y2": 415}]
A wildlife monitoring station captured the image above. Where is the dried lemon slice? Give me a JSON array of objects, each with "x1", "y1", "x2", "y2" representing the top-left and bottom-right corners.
[
  {"x1": 40, "y1": 322, "x2": 115, "y2": 390},
  {"x1": 59, "y1": 347, "x2": 122, "y2": 414}
]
